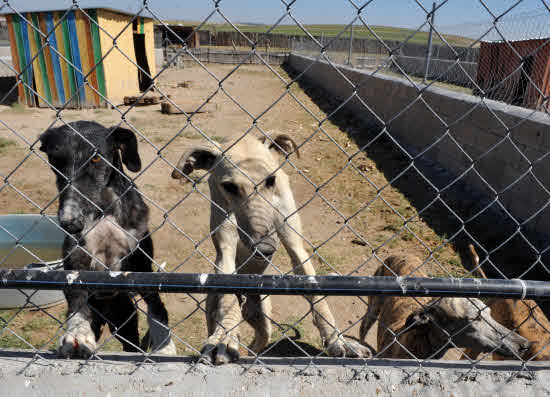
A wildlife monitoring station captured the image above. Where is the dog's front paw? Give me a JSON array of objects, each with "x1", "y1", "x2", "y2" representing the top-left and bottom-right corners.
[
  {"x1": 152, "y1": 338, "x2": 177, "y2": 356},
  {"x1": 326, "y1": 336, "x2": 373, "y2": 358},
  {"x1": 57, "y1": 332, "x2": 96, "y2": 359},
  {"x1": 200, "y1": 340, "x2": 240, "y2": 365}
]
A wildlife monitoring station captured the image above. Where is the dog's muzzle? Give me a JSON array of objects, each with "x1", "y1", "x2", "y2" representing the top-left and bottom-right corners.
[
  {"x1": 252, "y1": 236, "x2": 277, "y2": 259},
  {"x1": 59, "y1": 200, "x2": 84, "y2": 234}
]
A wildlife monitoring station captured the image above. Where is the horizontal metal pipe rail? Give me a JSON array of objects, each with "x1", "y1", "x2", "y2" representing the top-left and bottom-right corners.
[{"x1": 1, "y1": 269, "x2": 549, "y2": 300}]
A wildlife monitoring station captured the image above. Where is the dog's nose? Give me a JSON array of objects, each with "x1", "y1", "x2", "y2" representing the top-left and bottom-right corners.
[
  {"x1": 254, "y1": 241, "x2": 276, "y2": 258},
  {"x1": 59, "y1": 202, "x2": 83, "y2": 234}
]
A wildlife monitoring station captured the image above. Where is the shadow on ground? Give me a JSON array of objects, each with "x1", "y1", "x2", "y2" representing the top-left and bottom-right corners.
[{"x1": 282, "y1": 62, "x2": 550, "y2": 315}]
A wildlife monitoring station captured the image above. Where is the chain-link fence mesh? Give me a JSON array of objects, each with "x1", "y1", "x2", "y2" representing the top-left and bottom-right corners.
[{"x1": 0, "y1": 0, "x2": 550, "y2": 386}]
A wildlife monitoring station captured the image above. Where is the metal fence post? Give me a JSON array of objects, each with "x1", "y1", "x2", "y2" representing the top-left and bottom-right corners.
[
  {"x1": 348, "y1": 23, "x2": 354, "y2": 67},
  {"x1": 423, "y1": 1, "x2": 436, "y2": 84}
]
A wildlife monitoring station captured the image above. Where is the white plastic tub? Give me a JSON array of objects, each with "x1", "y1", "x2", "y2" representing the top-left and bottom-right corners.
[{"x1": 0, "y1": 215, "x2": 65, "y2": 309}]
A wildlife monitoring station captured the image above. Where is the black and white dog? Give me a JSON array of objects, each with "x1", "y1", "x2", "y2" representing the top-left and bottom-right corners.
[{"x1": 39, "y1": 121, "x2": 176, "y2": 358}]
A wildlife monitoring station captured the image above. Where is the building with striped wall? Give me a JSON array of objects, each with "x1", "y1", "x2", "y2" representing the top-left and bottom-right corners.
[{"x1": 5, "y1": 8, "x2": 155, "y2": 108}]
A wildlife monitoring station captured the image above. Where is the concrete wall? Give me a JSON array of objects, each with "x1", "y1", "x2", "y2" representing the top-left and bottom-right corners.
[
  {"x1": 286, "y1": 53, "x2": 550, "y2": 280},
  {"x1": 1, "y1": 353, "x2": 548, "y2": 396}
]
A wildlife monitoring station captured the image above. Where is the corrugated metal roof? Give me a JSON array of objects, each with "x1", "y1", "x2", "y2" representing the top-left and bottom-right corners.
[
  {"x1": 481, "y1": 36, "x2": 550, "y2": 43},
  {"x1": 0, "y1": 6, "x2": 153, "y2": 20},
  {"x1": 440, "y1": 9, "x2": 550, "y2": 44}
]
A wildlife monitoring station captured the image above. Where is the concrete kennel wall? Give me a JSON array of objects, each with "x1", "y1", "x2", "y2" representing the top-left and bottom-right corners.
[
  {"x1": 286, "y1": 53, "x2": 550, "y2": 260},
  {"x1": 3, "y1": 353, "x2": 550, "y2": 396}
]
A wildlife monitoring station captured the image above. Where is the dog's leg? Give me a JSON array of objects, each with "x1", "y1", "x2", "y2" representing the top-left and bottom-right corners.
[
  {"x1": 277, "y1": 192, "x2": 371, "y2": 358},
  {"x1": 201, "y1": 215, "x2": 243, "y2": 365},
  {"x1": 242, "y1": 294, "x2": 272, "y2": 355},
  {"x1": 106, "y1": 293, "x2": 140, "y2": 352},
  {"x1": 58, "y1": 289, "x2": 97, "y2": 358},
  {"x1": 359, "y1": 295, "x2": 382, "y2": 345},
  {"x1": 142, "y1": 292, "x2": 177, "y2": 355}
]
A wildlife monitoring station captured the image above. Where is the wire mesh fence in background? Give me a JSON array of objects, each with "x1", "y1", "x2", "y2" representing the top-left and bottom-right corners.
[
  {"x1": 0, "y1": 0, "x2": 549, "y2": 388},
  {"x1": 291, "y1": 5, "x2": 550, "y2": 110}
]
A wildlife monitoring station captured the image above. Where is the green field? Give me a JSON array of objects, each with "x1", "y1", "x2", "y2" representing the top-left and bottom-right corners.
[{"x1": 160, "y1": 22, "x2": 474, "y2": 47}]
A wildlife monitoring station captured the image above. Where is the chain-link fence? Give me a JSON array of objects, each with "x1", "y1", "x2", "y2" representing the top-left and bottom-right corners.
[
  {"x1": 292, "y1": 5, "x2": 550, "y2": 112},
  {"x1": 0, "y1": 0, "x2": 550, "y2": 390}
]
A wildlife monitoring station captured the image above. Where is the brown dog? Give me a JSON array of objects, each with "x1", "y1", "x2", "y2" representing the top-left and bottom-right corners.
[
  {"x1": 462, "y1": 245, "x2": 550, "y2": 361},
  {"x1": 360, "y1": 254, "x2": 530, "y2": 359}
]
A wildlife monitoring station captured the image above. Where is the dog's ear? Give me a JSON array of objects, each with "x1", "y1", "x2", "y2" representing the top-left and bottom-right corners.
[
  {"x1": 260, "y1": 134, "x2": 300, "y2": 158},
  {"x1": 171, "y1": 146, "x2": 220, "y2": 181},
  {"x1": 38, "y1": 129, "x2": 54, "y2": 153},
  {"x1": 404, "y1": 309, "x2": 433, "y2": 333},
  {"x1": 110, "y1": 126, "x2": 141, "y2": 172}
]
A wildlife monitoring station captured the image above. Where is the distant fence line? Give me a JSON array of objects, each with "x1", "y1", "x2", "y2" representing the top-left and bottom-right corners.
[
  {"x1": 390, "y1": 55, "x2": 478, "y2": 88},
  {"x1": 154, "y1": 28, "x2": 479, "y2": 61},
  {"x1": 153, "y1": 27, "x2": 481, "y2": 91},
  {"x1": 162, "y1": 47, "x2": 288, "y2": 67}
]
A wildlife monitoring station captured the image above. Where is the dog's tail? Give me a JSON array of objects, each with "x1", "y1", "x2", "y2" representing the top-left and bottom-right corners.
[
  {"x1": 279, "y1": 323, "x2": 301, "y2": 340},
  {"x1": 467, "y1": 243, "x2": 487, "y2": 279}
]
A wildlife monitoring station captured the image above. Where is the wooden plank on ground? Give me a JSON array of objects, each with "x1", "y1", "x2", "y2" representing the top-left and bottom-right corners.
[
  {"x1": 160, "y1": 100, "x2": 216, "y2": 114},
  {"x1": 123, "y1": 94, "x2": 164, "y2": 106}
]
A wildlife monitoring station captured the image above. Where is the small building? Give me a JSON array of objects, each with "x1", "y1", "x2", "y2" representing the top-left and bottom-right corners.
[
  {"x1": 5, "y1": 7, "x2": 156, "y2": 108},
  {"x1": 476, "y1": 37, "x2": 550, "y2": 111}
]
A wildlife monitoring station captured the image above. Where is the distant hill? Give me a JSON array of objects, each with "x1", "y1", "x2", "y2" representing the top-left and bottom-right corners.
[{"x1": 157, "y1": 22, "x2": 474, "y2": 47}]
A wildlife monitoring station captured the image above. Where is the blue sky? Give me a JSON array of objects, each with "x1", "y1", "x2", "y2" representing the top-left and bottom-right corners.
[{"x1": 4, "y1": 0, "x2": 548, "y2": 30}]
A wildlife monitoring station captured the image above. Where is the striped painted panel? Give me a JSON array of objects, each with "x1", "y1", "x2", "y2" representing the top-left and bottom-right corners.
[
  {"x1": 66, "y1": 10, "x2": 85, "y2": 107},
  {"x1": 38, "y1": 13, "x2": 59, "y2": 105},
  {"x1": 6, "y1": 15, "x2": 27, "y2": 105},
  {"x1": 19, "y1": 14, "x2": 36, "y2": 106},
  {"x1": 6, "y1": 10, "x2": 108, "y2": 108},
  {"x1": 44, "y1": 12, "x2": 66, "y2": 105},
  {"x1": 74, "y1": 10, "x2": 94, "y2": 105},
  {"x1": 84, "y1": 15, "x2": 100, "y2": 104},
  {"x1": 27, "y1": 13, "x2": 49, "y2": 106},
  {"x1": 58, "y1": 12, "x2": 79, "y2": 108},
  {"x1": 31, "y1": 13, "x2": 53, "y2": 105},
  {"x1": 89, "y1": 10, "x2": 106, "y2": 99}
]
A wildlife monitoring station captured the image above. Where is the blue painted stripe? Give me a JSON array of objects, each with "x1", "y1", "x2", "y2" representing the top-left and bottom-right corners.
[
  {"x1": 44, "y1": 12, "x2": 65, "y2": 105},
  {"x1": 66, "y1": 11, "x2": 85, "y2": 105},
  {"x1": 19, "y1": 15, "x2": 35, "y2": 106}
]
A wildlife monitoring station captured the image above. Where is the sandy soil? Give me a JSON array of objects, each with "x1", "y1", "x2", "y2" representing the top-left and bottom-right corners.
[{"x1": 0, "y1": 63, "x2": 466, "y2": 359}]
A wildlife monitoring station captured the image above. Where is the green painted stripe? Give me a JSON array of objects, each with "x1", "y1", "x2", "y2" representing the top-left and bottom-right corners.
[
  {"x1": 140, "y1": 17, "x2": 144, "y2": 34},
  {"x1": 60, "y1": 15, "x2": 77, "y2": 104},
  {"x1": 31, "y1": 13, "x2": 52, "y2": 104},
  {"x1": 89, "y1": 9, "x2": 105, "y2": 99},
  {"x1": 12, "y1": 14, "x2": 32, "y2": 105}
]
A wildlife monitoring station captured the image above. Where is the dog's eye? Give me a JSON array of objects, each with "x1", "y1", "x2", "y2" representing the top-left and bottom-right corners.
[
  {"x1": 221, "y1": 182, "x2": 239, "y2": 195},
  {"x1": 91, "y1": 155, "x2": 102, "y2": 164},
  {"x1": 265, "y1": 175, "x2": 276, "y2": 188}
]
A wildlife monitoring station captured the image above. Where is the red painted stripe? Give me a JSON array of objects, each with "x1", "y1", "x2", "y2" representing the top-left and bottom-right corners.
[
  {"x1": 6, "y1": 15, "x2": 25, "y2": 103},
  {"x1": 83, "y1": 13, "x2": 99, "y2": 106}
]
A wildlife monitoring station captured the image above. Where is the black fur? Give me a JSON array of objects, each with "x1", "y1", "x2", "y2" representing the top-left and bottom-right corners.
[{"x1": 39, "y1": 121, "x2": 169, "y2": 355}]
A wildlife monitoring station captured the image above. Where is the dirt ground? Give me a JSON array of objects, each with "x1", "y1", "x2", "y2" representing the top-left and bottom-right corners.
[{"x1": 0, "y1": 63, "x2": 467, "y2": 359}]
